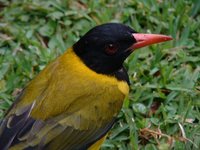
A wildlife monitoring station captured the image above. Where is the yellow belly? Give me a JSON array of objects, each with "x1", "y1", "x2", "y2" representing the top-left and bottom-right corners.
[{"x1": 88, "y1": 135, "x2": 108, "y2": 150}]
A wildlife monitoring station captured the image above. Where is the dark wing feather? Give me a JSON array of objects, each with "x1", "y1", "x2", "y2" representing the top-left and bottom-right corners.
[
  {"x1": 6, "y1": 112, "x2": 116, "y2": 150},
  {"x1": 0, "y1": 102, "x2": 35, "y2": 150}
]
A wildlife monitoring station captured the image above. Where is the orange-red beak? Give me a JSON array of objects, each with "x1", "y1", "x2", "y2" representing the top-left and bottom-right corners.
[{"x1": 130, "y1": 33, "x2": 173, "y2": 50}]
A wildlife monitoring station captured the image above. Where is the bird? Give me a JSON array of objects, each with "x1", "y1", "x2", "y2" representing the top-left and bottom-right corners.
[{"x1": 0, "y1": 23, "x2": 172, "y2": 150}]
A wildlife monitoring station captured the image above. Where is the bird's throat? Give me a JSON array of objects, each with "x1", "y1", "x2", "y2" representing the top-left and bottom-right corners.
[{"x1": 73, "y1": 48, "x2": 129, "y2": 83}]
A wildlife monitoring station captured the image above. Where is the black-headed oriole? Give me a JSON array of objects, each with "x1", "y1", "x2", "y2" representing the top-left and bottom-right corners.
[{"x1": 0, "y1": 23, "x2": 172, "y2": 150}]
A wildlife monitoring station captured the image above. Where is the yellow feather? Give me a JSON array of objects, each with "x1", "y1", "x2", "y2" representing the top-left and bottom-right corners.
[{"x1": 88, "y1": 135, "x2": 108, "y2": 150}]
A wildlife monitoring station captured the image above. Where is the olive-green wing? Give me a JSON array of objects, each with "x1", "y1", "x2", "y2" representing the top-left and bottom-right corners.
[{"x1": 0, "y1": 103, "x2": 116, "y2": 150}]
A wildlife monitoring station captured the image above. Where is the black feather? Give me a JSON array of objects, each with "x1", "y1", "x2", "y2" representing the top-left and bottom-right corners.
[{"x1": 0, "y1": 102, "x2": 35, "y2": 150}]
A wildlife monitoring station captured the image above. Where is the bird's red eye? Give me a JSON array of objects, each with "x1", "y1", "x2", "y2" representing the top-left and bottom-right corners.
[{"x1": 105, "y1": 43, "x2": 118, "y2": 55}]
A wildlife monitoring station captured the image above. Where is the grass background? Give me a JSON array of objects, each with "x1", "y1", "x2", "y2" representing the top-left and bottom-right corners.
[{"x1": 0, "y1": 0, "x2": 200, "y2": 149}]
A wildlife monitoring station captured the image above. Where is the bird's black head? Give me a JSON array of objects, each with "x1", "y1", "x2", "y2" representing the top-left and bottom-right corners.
[
  {"x1": 73, "y1": 23, "x2": 136, "y2": 74},
  {"x1": 73, "y1": 23, "x2": 172, "y2": 75}
]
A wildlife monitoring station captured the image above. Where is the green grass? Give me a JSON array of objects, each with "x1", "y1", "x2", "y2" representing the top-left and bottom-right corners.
[{"x1": 0, "y1": 0, "x2": 200, "y2": 149}]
